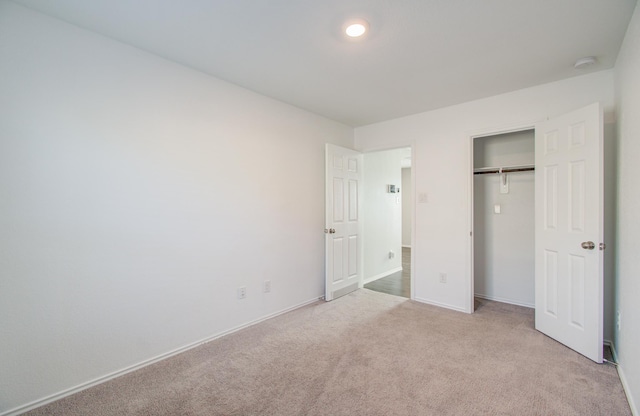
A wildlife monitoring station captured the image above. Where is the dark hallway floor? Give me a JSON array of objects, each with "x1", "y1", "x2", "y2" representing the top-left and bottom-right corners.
[{"x1": 364, "y1": 247, "x2": 411, "y2": 298}]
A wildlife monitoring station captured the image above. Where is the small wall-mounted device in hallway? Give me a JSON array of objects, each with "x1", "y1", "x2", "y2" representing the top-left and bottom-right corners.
[
  {"x1": 388, "y1": 251, "x2": 395, "y2": 259},
  {"x1": 263, "y1": 280, "x2": 271, "y2": 293},
  {"x1": 439, "y1": 273, "x2": 447, "y2": 283},
  {"x1": 387, "y1": 184, "x2": 399, "y2": 193},
  {"x1": 237, "y1": 286, "x2": 247, "y2": 299},
  {"x1": 494, "y1": 204, "x2": 501, "y2": 214}
]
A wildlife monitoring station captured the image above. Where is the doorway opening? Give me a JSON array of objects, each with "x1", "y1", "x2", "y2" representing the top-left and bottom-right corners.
[
  {"x1": 472, "y1": 129, "x2": 535, "y2": 310},
  {"x1": 361, "y1": 147, "x2": 412, "y2": 298}
]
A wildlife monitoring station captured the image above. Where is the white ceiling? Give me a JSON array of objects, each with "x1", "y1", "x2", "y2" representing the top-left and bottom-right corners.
[{"x1": 13, "y1": 0, "x2": 637, "y2": 126}]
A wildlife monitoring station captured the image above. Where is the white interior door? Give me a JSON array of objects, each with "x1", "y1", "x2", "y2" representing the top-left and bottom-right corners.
[
  {"x1": 325, "y1": 144, "x2": 362, "y2": 301},
  {"x1": 534, "y1": 102, "x2": 604, "y2": 363}
]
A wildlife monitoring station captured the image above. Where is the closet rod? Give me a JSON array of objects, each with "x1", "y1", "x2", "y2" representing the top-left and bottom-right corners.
[{"x1": 473, "y1": 164, "x2": 535, "y2": 175}]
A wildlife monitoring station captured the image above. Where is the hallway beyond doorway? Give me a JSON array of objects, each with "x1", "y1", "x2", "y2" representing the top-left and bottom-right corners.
[{"x1": 364, "y1": 247, "x2": 411, "y2": 298}]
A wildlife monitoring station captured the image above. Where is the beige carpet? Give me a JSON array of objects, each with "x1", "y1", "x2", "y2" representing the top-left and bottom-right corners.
[{"x1": 26, "y1": 289, "x2": 630, "y2": 416}]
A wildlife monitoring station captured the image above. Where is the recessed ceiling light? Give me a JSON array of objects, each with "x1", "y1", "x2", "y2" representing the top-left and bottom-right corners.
[
  {"x1": 345, "y1": 19, "x2": 369, "y2": 38},
  {"x1": 574, "y1": 56, "x2": 597, "y2": 69}
]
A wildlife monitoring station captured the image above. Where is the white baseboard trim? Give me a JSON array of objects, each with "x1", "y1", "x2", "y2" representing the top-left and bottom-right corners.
[
  {"x1": 617, "y1": 362, "x2": 639, "y2": 416},
  {"x1": 0, "y1": 296, "x2": 323, "y2": 416},
  {"x1": 363, "y1": 266, "x2": 403, "y2": 285},
  {"x1": 412, "y1": 296, "x2": 468, "y2": 313},
  {"x1": 474, "y1": 293, "x2": 534, "y2": 309},
  {"x1": 606, "y1": 341, "x2": 638, "y2": 416}
]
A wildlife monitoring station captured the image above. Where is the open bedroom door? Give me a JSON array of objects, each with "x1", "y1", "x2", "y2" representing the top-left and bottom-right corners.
[
  {"x1": 534, "y1": 102, "x2": 604, "y2": 363},
  {"x1": 325, "y1": 144, "x2": 363, "y2": 301}
]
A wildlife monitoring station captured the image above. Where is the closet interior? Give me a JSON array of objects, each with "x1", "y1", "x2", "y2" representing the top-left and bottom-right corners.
[{"x1": 473, "y1": 129, "x2": 535, "y2": 309}]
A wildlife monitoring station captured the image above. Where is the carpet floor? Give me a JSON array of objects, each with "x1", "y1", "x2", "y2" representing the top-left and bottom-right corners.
[{"x1": 26, "y1": 289, "x2": 631, "y2": 416}]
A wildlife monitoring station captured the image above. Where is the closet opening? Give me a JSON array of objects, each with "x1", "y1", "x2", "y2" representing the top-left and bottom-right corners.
[{"x1": 472, "y1": 129, "x2": 535, "y2": 311}]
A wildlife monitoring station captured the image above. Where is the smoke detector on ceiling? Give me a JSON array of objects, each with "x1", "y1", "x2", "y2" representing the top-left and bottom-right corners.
[{"x1": 574, "y1": 56, "x2": 598, "y2": 69}]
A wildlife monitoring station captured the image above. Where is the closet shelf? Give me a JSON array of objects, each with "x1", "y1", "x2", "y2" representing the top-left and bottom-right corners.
[{"x1": 473, "y1": 164, "x2": 535, "y2": 175}]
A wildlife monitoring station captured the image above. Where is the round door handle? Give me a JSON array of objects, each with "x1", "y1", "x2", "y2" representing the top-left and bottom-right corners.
[
  {"x1": 329, "y1": 228, "x2": 336, "y2": 234},
  {"x1": 581, "y1": 241, "x2": 595, "y2": 250}
]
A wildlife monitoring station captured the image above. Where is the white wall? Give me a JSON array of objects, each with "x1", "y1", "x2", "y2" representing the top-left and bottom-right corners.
[
  {"x1": 473, "y1": 131, "x2": 535, "y2": 307},
  {"x1": 0, "y1": 2, "x2": 353, "y2": 414},
  {"x1": 402, "y1": 168, "x2": 412, "y2": 247},
  {"x1": 362, "y1": 149, "x2": 404, "y2": 282},
  {"x1": 355, "y1": 70, "x2": 615, "y2": 312},
  {"x1": 603, "y1": 123, "x2": 618, "y2": 345},
  {"x1": 614, "y1": 2, "x2": 640, "y2": 413}
]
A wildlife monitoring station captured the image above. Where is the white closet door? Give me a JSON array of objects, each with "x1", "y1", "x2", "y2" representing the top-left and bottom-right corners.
[{"x1": 534, "y1": 103, "x2": 603, "y2": 363}]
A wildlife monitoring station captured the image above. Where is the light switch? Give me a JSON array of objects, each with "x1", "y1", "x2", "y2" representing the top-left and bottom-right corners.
[{"x1": 494, "y1": 204, "x2": 501, "y2": 214}]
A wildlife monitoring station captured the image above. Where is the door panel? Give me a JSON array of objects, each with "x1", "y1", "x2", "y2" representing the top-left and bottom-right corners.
[
  {"x1": 544, "y1": 165, "x2": 558, "y2": 230},
  {"x1": 326, "y1": 144, "x2": 362, "y2": 301},
  {"x1": 534, "y1": 103, "x2": 603, "y2": 363},
  {"x1": 543, "y1": 249, "x2": 558, "y2": 316}
]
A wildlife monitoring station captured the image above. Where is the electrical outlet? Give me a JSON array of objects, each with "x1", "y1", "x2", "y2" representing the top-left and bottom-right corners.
[
  {"x1": 616, "y1": 311, "x2": 621, "y2": 331},
  {"x1": 263, "y1": 280, "x2": 271, "y2": 293},
  {"x1": 237, "y1": 286, "x2": 247, "y2": 299},
  {"x1": 389, "y1": 251, "x2": 395, "y2": 259},
  {"x1": 439, "y1": 273, "x2": 447, "y2": 283}
]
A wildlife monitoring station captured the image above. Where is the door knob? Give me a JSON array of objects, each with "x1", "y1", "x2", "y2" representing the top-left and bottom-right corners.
[
  {"x1": 581, "y1": 241, "x2": 595, "y2": 250},
  {"x1": 324, "y1": 228, "x2": 336, "y2": 234}
]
